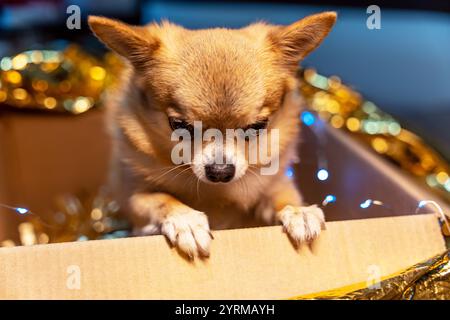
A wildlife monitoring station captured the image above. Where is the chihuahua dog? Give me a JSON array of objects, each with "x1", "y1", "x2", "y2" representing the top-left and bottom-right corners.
[{"x1": 89, "y1": 12, "x2": 336, "y2": 258}]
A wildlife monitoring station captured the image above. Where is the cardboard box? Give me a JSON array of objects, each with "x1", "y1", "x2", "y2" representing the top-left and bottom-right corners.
[
  {"x1": 0, "y1": 214, "x2": 445, "y2": 299},
  {"x1": 0, "y1": 110, "x2": 110, "y2": 241},
  {"x1": 0, "y1": 215, "x2": 444, "y2": 299},
  {"x1": 0, "y1": 111, "x2": 448, "y2": 299}
]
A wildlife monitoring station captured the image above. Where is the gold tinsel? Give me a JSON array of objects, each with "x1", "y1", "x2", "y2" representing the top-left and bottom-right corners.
[
  {"x1": 0, "y1": 45, "x2": 121, "y2": 114},
  {"x1": 292, "y1": 249, "x2": 450, "y2": 300}
]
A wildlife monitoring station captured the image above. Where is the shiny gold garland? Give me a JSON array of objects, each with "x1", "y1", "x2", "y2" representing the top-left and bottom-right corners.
[
  {"x1": 292, "y1": 248, "x2": 450, "y2": 300},
  {"x1": 0, "y1": 45, "x2": 121, "y2": 114}
]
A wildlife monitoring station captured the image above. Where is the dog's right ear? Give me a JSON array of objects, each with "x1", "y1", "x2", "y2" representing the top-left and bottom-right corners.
[
  {"x1": 268, "y1": 12, "x2": 337, "y2": 70},
  {"x1": 88, "y1": 16, "x2": 159, "y2": 68}
]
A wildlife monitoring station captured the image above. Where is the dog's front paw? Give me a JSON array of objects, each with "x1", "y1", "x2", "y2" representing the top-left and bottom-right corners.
[
  {"x1": 161, "y1": 209, "x2": 213, "y2": 258},
  {"x1": 278, "y1": 205, "x2": 325, "y2": 246}
]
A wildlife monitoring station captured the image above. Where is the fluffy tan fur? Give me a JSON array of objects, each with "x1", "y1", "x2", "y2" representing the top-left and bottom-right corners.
[{"x1": 89, "y1": 12, "x2": 337, "y2": 258}]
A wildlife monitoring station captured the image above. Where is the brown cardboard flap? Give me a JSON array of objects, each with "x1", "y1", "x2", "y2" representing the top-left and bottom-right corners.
[{"x1": 0, "y1": 213, "x2": 445, "y2": 299}]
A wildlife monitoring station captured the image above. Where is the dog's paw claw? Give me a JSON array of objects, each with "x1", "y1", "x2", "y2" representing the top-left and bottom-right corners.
[
  {"x1": 278, "y1": 205, "x2": 325, "y2": 246},
  {"x1": 161, "y1": 209, "x2": 212, "y2": 258}
]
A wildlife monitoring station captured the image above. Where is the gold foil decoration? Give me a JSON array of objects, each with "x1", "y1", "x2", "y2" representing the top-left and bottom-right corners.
[{"x1": 292, "y1": 249, "x2": 450, "y2": 300}]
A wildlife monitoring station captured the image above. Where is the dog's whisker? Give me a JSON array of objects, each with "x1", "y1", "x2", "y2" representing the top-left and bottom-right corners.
[
  {"x1": 168, "y1": 166, "x2": 193, "y2": 184},
  {"x1": 237, "y1": 176, "x2": 249, "y2": 201},
  {"x1": 143, "y1": 164, "x2": 184, "y2": 174},
  {"x1": 149, "y1": 163, "x2": 192, "y2": 183},
  {"x1": 182, "y1": 172, "x2": 196, "y2": 190}
]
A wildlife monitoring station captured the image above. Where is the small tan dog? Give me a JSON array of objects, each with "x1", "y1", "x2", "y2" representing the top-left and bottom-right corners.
[{"x1": 89, "y1": 12, "x2": 336, "y2": 258}]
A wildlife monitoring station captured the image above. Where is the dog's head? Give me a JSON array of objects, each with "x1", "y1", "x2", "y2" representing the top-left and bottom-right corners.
[{"x1": 89, "y1": 13, "x2": 336, "y2": 184}]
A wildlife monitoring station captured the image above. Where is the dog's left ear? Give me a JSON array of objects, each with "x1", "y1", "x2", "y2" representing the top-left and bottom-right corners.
[{"x1": 268, "y1": 12, "x2": 337, "y2": 68}]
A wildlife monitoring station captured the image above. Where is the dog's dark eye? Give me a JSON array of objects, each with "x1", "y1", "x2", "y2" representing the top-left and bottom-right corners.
[
  {"x1": 169, "y1": 117, "x2": 194, "y2": 135},
  {"x1": 243, "y1": 119, "x2": 268, "y2": 138}
]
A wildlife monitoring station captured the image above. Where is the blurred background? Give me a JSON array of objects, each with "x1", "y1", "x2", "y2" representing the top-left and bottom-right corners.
[{"x1": 0, "y1": 0, "x2": 449, "y2": 244}]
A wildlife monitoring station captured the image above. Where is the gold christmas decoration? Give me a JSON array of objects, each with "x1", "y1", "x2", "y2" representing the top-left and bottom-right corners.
[
  {"x1": 0, "y1": 45, "x2": 122, "y2": 114},
  {"x1": 293, "y1": 249, "x2": 450, "y2": 300}
]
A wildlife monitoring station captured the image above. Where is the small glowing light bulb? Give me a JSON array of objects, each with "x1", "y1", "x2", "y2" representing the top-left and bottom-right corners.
[
  {"x1": 360, "y1": 199, "x2": 373, "y2": 209},
  {"x1": 15, "y1": 207, "x2": 29, "y2": 215},
  {"x1": 317, "y1": 169, "x2": 329, "y2": 181},
  {"x1": 285, "y1": 167, "x2": 294, "y2": 179},
  {"x1": 301, "y1": 111, "x2": 315, "y2": 126},
  {"x1": 322, "y1": 194, "x2": 336, "y2": 206},
  {"x1": 418, "y1": 200, "x2": 427, "y2": 208}
]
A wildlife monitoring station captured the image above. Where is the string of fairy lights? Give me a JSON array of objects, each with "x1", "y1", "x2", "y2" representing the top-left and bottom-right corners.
[
  {"x1": 0, "y1": 46, "x2": 448, "y2": 246},
  {"x1": 288, "y1": 111, "x2": 450, "y2": 236},
  {"x1": 298, "y1": 68, "x2": 450, "y2": 202}
]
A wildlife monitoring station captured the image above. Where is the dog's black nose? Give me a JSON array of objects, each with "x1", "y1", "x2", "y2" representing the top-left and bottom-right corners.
[{"x1": 205, "y1": 164, "x2": 235, "y2": 183}]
